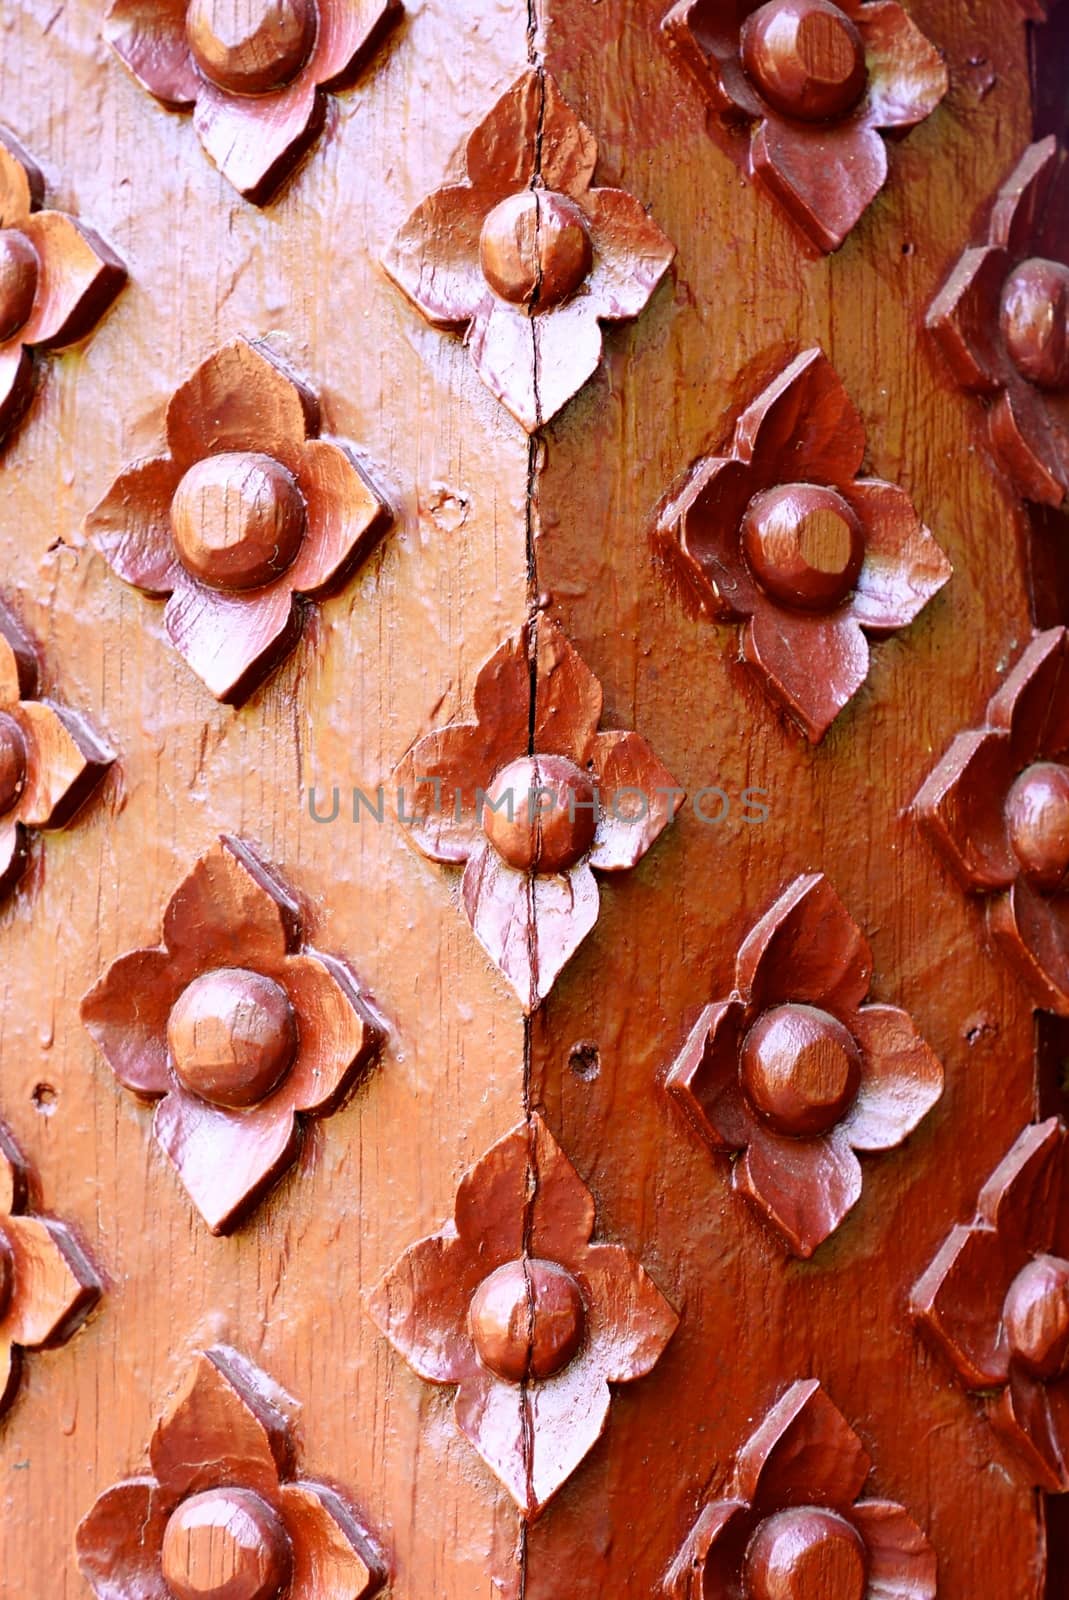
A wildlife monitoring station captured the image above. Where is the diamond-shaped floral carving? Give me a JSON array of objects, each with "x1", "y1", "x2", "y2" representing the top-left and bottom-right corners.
[
  {"x1": 81, "y1": 835, "x2": 382, "y2": 1233},
  {"x1": 366, "y1": 1114, "x2": 678, "y2": 1518},
  {"x1": 666, "y1": 872, "x2": 943, "y2": 1257}
]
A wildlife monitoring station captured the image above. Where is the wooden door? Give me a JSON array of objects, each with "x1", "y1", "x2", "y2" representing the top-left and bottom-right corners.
[{"x1": 0, "y1": 0, "x2": 1067, "y2": 1595}]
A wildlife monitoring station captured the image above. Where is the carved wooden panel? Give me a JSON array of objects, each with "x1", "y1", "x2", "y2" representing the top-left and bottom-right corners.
[{"x1": 0, "y1": 0, "x2": 1065, "y2": 1597}]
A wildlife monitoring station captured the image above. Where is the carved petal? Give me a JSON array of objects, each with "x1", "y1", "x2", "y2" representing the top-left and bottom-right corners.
[
  {"x1": 104, "y1": 0, "x2": 200, "y2": 104},
  {"x1": 579, "y1": 1242, "x2": 678, "y2": 1381},
  {"x1": 925, "y1": 245, "x2": 1008, "y2": 393},
  {"x1": 154, "y1": 1088, "x2": 300, "y2": 1233},
  {"x1": 665, "y1": 998, "x2": 755, "y2": 1151},
  {"x1": 466, "y1": 70, "x2": 597, "y2": 196},
  {"x1": 583, "y1": 188, "x2": 675, "y2": 320},
  {"x1": 660, "y1": 0, "x2": 766, "y2": 119},
  {"x1": 993, "y1": 1368, "x2": 1069, "y2": 1491},
  {"x1": 588, "y1": 729, "x2": 684, "y2": 870},
  {"x1": 526, "y1": 1113, "x2": 600, "y2": 1260},
  {"x1": 163, "y1": 836, "x2": 299, "y2": 969},
  {"x1": 989, "y1": 382, "x2": 1069, "y2": 508},
  {"x1": 990, "y1": 137, "x2": 1059, "y2": 255},
  {"x1": 150, "y1": 1345, "x2": 293, "y2": 1497},
  {"x1": 912, "y1": 728, "x2": 1018, "y2": 891},
  {"x1": 0, "y1": 135, "x2": 39, "y2": 227},
  {"x1": 842, "y1": 1004, "x2": 943, "y2": 1152},
  {"x1": 80, "y1": 947, "x2": 185, "y2": 1098},
  {"x1": 309, "y1": 0, "x2": 397, "y2": 86},
  {"x1": 395, "y1": 724, "x2": 515, "y2": 864},
  {"x1": 281, "y1": 952, "x2": 378, "y2": 1114},
  {"x1": 741, "y1": 348, "x2": 867, "y2": 491},
  {"x1": 657, "y1": 455, "x2": 759, "y2": 620},
  {"x1": 85, "y1": 456, "x2": 184, "y2": 595},
  {"x1": 164, "y1": 578, "x2": 299, "y2": 704},
  {"x1": 166, "y1": 339, "x2": 316, "y2": 473},
  {"x1": 736, "y1": 1126, "x2": 864, "y2": 1257},
  {"x1": 3, "y1": 1213, "x2": 99, "y2": 1347},
  {"x1": 461, "y1": 843, "x2": 599, "y2": 1010},
  {"x1": 469, "y1": 297, "x2": 604, "y2": 434},
  {"x1": 976, "y1": 1117, "x2": 1065, "y2": 1254},
  {"x1": 735, "y1": 1378, "x2": 872, "y2": 1511},
  {"x1": 474, "y1": 625, "x2": 534, "y2": 746},
  {"x1": 18, "y1": 212, "x2": 126, "y2": 349},
  {"x1": 662, "y1": 1500, "x2": 753, "y2": 1600},
  {"x1": 0, "y1": 1132, "x2": 21, "y2": 1214},
  {"x1": 534, "y1": 615, "x2": 604, "y2": 763},
  {"x1": 752, "y1": 118, "x2": 888, "y2": 255},
  {"x1": 13, "y1": 701, "x2": 112, "y2": 829},
  {"x1": 856, "y1": 1, "x2": 949, "y2": 130},
  {"x1": 364, "y1": 1227, "x2": 485, "y2": 1385},
  {"x1": 989, "y1": 877, "x2": 1069, "y2": 1015},
  {"x1": 0, "y1": 343, "x2": 33, "y2": 443},
  {"x1": 910, "y1": 1223, "x2": 1016, "y2": 1388},
  {"x1": 290, "y1": 439, "x2": 390, "y2": 596},
  {"x1": 0, "y1": 817, "x2": 27, "y2": 900},
  {"x1": 279, "y1": 1482, "x2": 382, "y2": 1599},
  {"x1": 989, "y1": 628, "x2": 1069, "y2": 765},
  {"x1": 193, "y1": 73, "x2": 320, "y2": 205},
  {"x1": 744, "y1": 602, "x2": 870, "y2": 742},
  {"x1": 844, "y1": 481, "x2": 952, "y2": 633},
  {"x1": 75, "y1": 1477, "x2": 173, "y2": 1600},
  {"x1": 849, "y1": 1500, "x2": 938, "y2": 1598},
  {"x1": 383, "y1": 186, "x2": 495, "y2": 329},
  {"x1": 737, "y1": 872, "x2": 873, "y2": 1022},
  {"x1": 468, "y1": 301, "x2": 538, "y2": 431}
]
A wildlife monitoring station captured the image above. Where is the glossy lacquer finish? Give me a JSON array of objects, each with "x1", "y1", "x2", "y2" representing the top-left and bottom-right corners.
[{"x1": 0, "y1": 0, "x2": 1065, "y2": 1598}]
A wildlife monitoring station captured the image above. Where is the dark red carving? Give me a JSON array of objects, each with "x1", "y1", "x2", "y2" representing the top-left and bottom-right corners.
[
  {"x1": 664, "y1": 1379, "x2": 936, "y2": 1598},
  {"x1": 666, "y1": 872, "x2": 943, "y2": 1257},
  {"x1": 382, "y1": 68, "x2": 676, "y2": 432},
  {"x1": 661, "y1": 0, "x2": 948, "y2": 253},
  {"x1": 656, "y1": 347, "x2": 952, "y2": 742},
  {"x1": 105, "y1": 0, "x2": 401, "y2": 203},
  {"x1": 394, "y1": 613, "x2": 684, "y2": 1010},
  {"x1": 0, "y1": 600, "x2": 114, "y2": 902},
  {"x1": 366, "y1": 1114, "x2": 678, "y2": 1518},
  {"x1": 913, "y1": 628, "x2": 1069, "y2": 1014},
  {"x1": 0, "y1": 1123, "x2": 100, "y2": 1421},
  {"x1": 912, "y1": 1118, "x2": 1069, "y2": 1493},
  {"x1": 0, "y1": 128, "x2": 125, "y2": 448},
  {"x1": 76, "y1": 1344, "x2": 384, "y2": 1597},
  {"x1": 80, "y1": 835, "x2": 382, "y2": 1233},
  {"x1": 927, "y1": 138, "x2": 1069, "y2": 506},
  {"x1": 86, "y1": 336, "x2": 392, "y2": 704}
]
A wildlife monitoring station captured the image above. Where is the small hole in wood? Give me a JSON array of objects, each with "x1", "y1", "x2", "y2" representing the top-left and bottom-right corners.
[
  {"x1": 32, "y1": 1082, "x2": 57, "y2": 1115},
  {"x1": 568, "y1": 1042, "x2": 600, "y2": 1081}
]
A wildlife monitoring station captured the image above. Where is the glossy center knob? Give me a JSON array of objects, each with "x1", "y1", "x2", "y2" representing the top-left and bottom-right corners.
[
  {"x1": 745, "y1": 1508, "x2": 868, "y2": 1600},
  {"x1": 1000, "y1": 258, "x2": 1069, "y2": 391},
  {"x1": 741, "y1": 483, "x2": 864, "y2": 611},
  {"x1": 0, "y1": 1231, "x2": 14, "y2": 1322},
  {"x1": 0, "y1": 229, "x2": 39, "y2": 343},
  {"x1": 1004, "y1": 1256, "x2": 1069, "y2": 1380},
  {"x1": 185, "y1": 0, "x2": 315, "y2": 95},
  {"x1": 1005, "y1": 762, "x2": 1069, "y2": 891},
  {"x1": 742, "y1": 1003, "x2": 861, "y2": 1137},
  {"x1": 0, "y1": 712, "x2": 27, "y2": 816},
  {"x1": 170, "y1": 451, "x2": 306, "y2": 592},
  {"x1": 470, "y1": 1258, "x2": 586, "y2": 1383},
  {"x1": 480, "y1": 191, "x2": 593, "y2": 313},
  {"x1": 161, "y1": 1488, "x2": 292, "y2": 1600},
  {"x1": 167, "y1": 967, "x2": 297, "y2": 1109},
  {"x1": 741, "y1": 0, "x2": 867, "y2": 123},
  {"x1": 482, "y1": 754, "x2": 598, "y2": 874}
]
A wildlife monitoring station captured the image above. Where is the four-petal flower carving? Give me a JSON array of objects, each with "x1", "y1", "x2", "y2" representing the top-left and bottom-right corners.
[
  {"x1": 383, "y1": 68, "x2": 676, "y2": 432},
  {"x1": 914, "y1": 627, "x2": 1069, "y2": 1014},
  {"x1": 0, "y1": 601, "x2": 114, "y2": 902},
  {"x1": 664, "y1": 1379, "x2": 936, "y2": 1599},
  {"x1": 366, "y1": 1114, "x2": 678, "y2": 1518},
  {"x1": 666, "y1": 872, "x2": 943, "y2": 1256},
  {"x1": 86, "y1": 336, "x2": 392, "y2": 703},
  {"x1": 394, "y1": 613, "x2": 684, "y2": 1010},
  {"x1": 80, "y1": 834, "x2": 382, "y2": 1233},
  {"x1": 0, "y1": 1123, "x2": 100, "y2": 1421},
  {"x1": 105, "y1": 0, "x2": 401, "y2": 203},
  {"x1": 656, "y1": 347, "x2": 952, "y2": 741},
  {"x1": 0, "y1": 128, "x2": 125, "y2": 448},
  {"x1": 927, "y1": 137, "x2": 1069, "y2": 506},
  {"x1": 912, "y1": 1118, "x2": 1069, "y2": 1492},
  {"x1": 76, "y1": 1344, "x2": 384, "y2": 1598},
  {"x1": 661, "y1": 0, "x2": 948, "y2": 253}
]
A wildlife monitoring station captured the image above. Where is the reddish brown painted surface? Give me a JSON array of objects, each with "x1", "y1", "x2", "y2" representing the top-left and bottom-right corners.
[{"x1": 0, "y1": 0, "x2": 1065, "y2": 1597}]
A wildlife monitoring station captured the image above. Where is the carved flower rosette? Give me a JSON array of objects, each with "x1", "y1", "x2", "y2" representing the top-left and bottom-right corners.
[
  {"x1": 667, "y1": 872, "x2": 943, "y2": 1257},
  {"x1": 662, "y1": 0, "x2": 948, "y2": 253},
  {"x1": 76, "y1": 1345, "x2": 383, "y2": 1599},
  {"x1": 394, "y1": 613, "x2": 684, "y2": 1010},
  {"x1": 912, "y1": 1119, "x2": 1069, "y2": 1492},
  {"x1": 105, "y1": 0, "x2": 401, "y2": 202},
  {"x1": 914, "y1": 628, "x2": 1069, "y2": 1014},
  {"x1": 656, "y1": 347, "x2": 952, "y2": 741},
  {"x1": 86, "y1": 337, "x2": 392, "y2": 704},
  {"x1": 80, "y1": 835, "x2": 382, "y2": 1233},
  {"x1": 0, "y1": 1123, "x2": 100, "y2": 1420},
  {"x1": 383, "y1": 68, "x2": 676, "y2": 432},
  {"x1": 0, "y1": 128, "x2": 125, "y2": 446},
  {"x1": 664, "y1": 1379, "x2": 936, "y2": 1599},
  {"x1": 366, "y1": 1114, "x2": 678, "y2": 1518},
  {"x1": 927, "y1": 137, "x2": 1069, "y2": 506}
]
